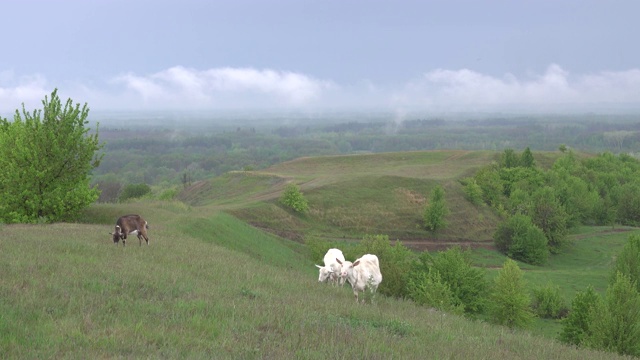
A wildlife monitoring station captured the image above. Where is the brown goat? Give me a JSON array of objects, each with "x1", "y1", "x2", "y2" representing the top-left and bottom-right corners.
[{"x1": 110, "y1": 214, "x2": 150, "y2": 246}]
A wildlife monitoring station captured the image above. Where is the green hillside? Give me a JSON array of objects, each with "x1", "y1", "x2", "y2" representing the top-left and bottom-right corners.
[
  {"x1": 0, "y1": 200, "x2": 630, "y2": 359},
  {"x1": 180, "y1": 150, "x2": 510, "y2": 248},
  {"x1": 2, "y1": 149, "x2": 637, "y2": 358}
]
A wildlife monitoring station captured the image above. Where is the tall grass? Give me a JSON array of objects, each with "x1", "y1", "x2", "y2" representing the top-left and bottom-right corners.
[{"x1": 0, "y1": 211, "x2": 632, "y2": 359}]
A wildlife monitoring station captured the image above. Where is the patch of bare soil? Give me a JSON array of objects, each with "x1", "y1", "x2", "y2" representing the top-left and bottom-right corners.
[
  {"x1": 249, "y1": 223, "x2": 305, "y2": 242},
  {"x1": 401, "y1": 240, "x2": 496, "y2": 252}
]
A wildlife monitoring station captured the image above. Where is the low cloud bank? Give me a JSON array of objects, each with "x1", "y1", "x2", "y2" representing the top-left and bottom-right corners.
[
  {"x1": 394, "y1": 64, "x2": 640, "y2": 111},
  {"x1": 1, "y1": 65, "x2": 639, "y2": 113}
]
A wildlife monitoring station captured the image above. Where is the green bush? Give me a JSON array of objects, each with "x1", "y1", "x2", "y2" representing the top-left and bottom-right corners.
[
  {"x1": 423, "y1": 185, "x2": 448, "y2": 231},
  {"x1": 493, "y1": 214, "x2": 549, "y2": 265},
  {"x1": 356, "y1": 234, "x2": 414, "y2": 298},
  {"x1": 119, "y1": 183, "x2": 151, "y2": 202},
  {"x1": 426, "y1": 246, "x2": 489, "y2": 314},
  {"x1": 158, "y1": 187, "x2": 179, "y2": 201},
  {"x1": 280, "y1": 183, "x2": 309, "y2": 213},
  {"x1": 462, "y1": 177, "x2": 483, "y2": 205},
  {"x1": 406, "y1": 269, "x2": 464, "y2": 315},
  {"x1": 532, "y1": 283, "x2": 567, "y2": 319},
  {"x1": 304, "y1": 236, "x2": 333, "y2": 264},
  {"x1": 473, "y1": 165, "x2": 504, "y2": 207}
]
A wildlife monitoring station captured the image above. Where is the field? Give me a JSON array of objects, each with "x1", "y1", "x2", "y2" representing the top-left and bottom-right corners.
[
  {"x1": 1, "y1": 150, "x2": 637, "y2": 358},
  {"x1": 184, "y1": 150, "x2": 505, "y2": 245}
]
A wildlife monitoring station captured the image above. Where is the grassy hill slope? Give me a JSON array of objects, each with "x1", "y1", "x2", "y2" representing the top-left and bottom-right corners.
[
  {"x1": 0, "y1": 201, "x2": 631, "y2": 359},
  {"x1": 180, "y1": 150, "x2": 508, "y2": 248}
]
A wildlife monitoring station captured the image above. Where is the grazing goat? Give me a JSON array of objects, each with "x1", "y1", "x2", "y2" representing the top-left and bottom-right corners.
[
  {"x1": 110, "y1": 214, "x2": 150, "y2": 246},
  {"x1": 315, "y1": 248, "x2": 346, "y2": 286},
  {"x1": 337, "y1": 254, "x2": 382, "y2": 303}
]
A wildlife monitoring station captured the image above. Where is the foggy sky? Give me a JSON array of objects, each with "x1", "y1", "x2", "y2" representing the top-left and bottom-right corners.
[{"x1": 1, "y1": 0, "x2": 639, "y2": 115}]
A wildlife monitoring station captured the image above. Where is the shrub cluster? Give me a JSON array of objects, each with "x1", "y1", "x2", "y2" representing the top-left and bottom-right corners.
[
  {"x1": 469, "y1": 148, "x2": 640, "y2": 264},
  {"x1": 354, "y1": 234, "x2": 414, "y2": 298},
  {"x1": 531, "y1": 283, "x2": 567, "y2": 319},
  {"x1": 493, "y1": 214, "x2": 548, "y2": 265},
  {"x1": 406, "y1": 246, "x2": 488, "y2": 315},
  {"x1": 559, "y1": 234, "x2": 640, "y2": 357},
  {"x1": 119, "y1": 183, "x2": 151, "y2": 202}
]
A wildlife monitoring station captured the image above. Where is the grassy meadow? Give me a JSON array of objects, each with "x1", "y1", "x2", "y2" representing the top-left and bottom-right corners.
[{"x1": 1, "y1": 150, "x2": 637, "y2": 358}]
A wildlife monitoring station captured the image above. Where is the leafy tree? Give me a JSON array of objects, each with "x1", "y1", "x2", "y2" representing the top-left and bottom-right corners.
[
  {"x1": 423, "y1": 185, "x2": 449, "y2": 231},
  {"x1": 559, "y1": 285, "x2": 600, "y2": 346},
  {"x1": 551, "y1": 149, "x2": 584, "y2": 178},
  {"x1": 280, "y1": 183, "x2": 309, "y2": 213},
  {"x1": 473, "y1": 165, "x2": 504, "y2": 206},
  {"x1": 506, "y1": 188, "x2": 530, "y2": 216},
  {"x1": 488, "y1": 258, "x2": 535, "y2": 329},
  {"x1": 493, "y1": 214, "x2": 548, "y2": 265},
  {"x1": 500, "y1": 148, "x2": 520, "y2": 168},
  {"x1": 529, "y1": 186, "x2": 569, "y2": 253},
  {"x1": 0, "y1": 89, "x2": 103, "y2": 223},
  {"x1": 550, "y1": 172, "x2": 599, "y2": 227},
  {"x1": 611, "y1": 234, "x2": 640, "y2": 293},
  {"x1": 499, "y1": 166, "x2": 545, "y2": 198},
  {"x1": 585, "y1": 272, "x2": 640, "y2": 357},
  {"x1": 614, "y1": 182, "x2": 640, "y2": 226},
  {"x1": 592, "y1": 194, "x2": 617, "y2": 227},
  {"x1": 520, "y1": 147, "x2": 535, "y2": 168}
]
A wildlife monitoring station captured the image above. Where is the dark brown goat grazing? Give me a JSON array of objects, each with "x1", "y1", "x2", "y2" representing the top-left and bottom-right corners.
[{"x1": 110, "y1": 214, "x2": 150, "y2": 246}]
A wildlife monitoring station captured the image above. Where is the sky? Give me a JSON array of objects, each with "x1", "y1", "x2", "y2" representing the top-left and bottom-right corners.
[{"x1": 1, "y1": 0, "x2": 639, "y2": 115}]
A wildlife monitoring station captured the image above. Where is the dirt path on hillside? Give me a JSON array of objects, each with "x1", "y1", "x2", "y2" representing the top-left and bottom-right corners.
[
  {"x1": 571, "y1": 227, "x2": 634, "y2": 240},
  {"x1": 252, "y1": 225, "x2": 638, "y2": 254},
  {"x1": 240, "y1": 176, "x2": 335, "y2": 204},
  {"x1": 443, "y1": 151, "x2": 468, "y2": 162},
  {"x1": 401, "y1": 240, "x2": 496, "y2": 252}
]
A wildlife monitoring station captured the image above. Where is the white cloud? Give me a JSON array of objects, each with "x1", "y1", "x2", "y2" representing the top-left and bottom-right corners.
[
  {"x1": 0, "y1": 72, "x2": 49, "y2": 114},
  {"x1": 395, "y1": 64, "x2": 640, "y2": 111},
  {"x1": 111, "y1": 66, "x2": 333, "y2": 109},
  {"x1": 1, "y1": 65, "x2": 640, "y2": 113}
]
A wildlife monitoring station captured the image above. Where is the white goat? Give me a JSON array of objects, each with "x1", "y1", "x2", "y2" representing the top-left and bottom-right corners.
[
  {"x1": 337, "y1": 254, "x2": 382, "y2": 303},
  {"x1": 315, "y1": 248, "x2": 346, "y2": 286}
]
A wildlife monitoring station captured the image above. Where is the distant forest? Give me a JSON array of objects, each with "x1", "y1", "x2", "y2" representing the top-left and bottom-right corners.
[{"x1": 93, "y1": 113, "x2": 640, "y2": 191}]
